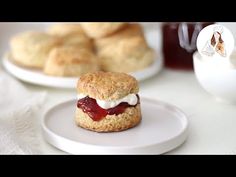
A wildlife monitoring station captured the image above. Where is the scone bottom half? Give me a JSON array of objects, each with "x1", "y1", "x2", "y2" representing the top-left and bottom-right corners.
[{"x1": 75, "y1": 71, "x2": 142, "y2": 132}]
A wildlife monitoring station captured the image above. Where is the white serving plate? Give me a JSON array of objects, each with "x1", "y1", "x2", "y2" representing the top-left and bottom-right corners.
[
  {"x1": 2, "y1": 30, "x2": 163, "y2": 89},
  {"x1": 42, "y1": 98, "x2": 188, "y2": 154},
  {"x1": 3, "y1": 55, "x2": 161, "y2": 89}
]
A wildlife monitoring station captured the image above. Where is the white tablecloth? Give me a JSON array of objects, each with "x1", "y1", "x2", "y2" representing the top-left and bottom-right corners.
[{"x1": 0, "y1": 70, "x2": 46, "y2": 154}]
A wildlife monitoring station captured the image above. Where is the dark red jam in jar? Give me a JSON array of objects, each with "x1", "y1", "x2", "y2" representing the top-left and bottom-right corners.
[
  {"x1": 77, "y1": 95, "x2": 140, "y2": 121},
  {"x1": 162, "y1": 22, "x2": 214, "y2": 70}
]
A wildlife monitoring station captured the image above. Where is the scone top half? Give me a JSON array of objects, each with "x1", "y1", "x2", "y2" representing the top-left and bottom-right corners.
[{"x1": 77, "y1": 71, "x2": 139, "y2": 101}]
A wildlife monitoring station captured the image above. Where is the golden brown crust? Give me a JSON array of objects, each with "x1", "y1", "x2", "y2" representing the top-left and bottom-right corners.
[
  {"x1": 60, "y1": 33, "x2": 93, "y2": 50},
  {"x1": 44, "y1": 46, "x2": 99, "y2": 77},
  {"x1": 47, "y1": 23, "x2": 86, "y2": 37},
  {"x1": 80, "y1": 22, "x2": 127, "y2": 38},
  {"x1": 7, "y1": 53, "x2": 42, "y2": 70},
  {"x1": 77, "y1": 71, "x2": 139, "y2": 100},
  {"x1": 99, "y1": 49, "x2": 154, "y2": 73},
  {"x1": 75, "y1": 104, "x2": 141, "y2": 132},
  {"x1": 10, "y1": 31, "x2": 61, "y2": 69},
  {"x1": 94, "y1": 24, "x2": 144, "y2": 51},
  {"x1": 93, "y1": 24, "x2": 154, "y2": 73},
  {"x1": 48, "y1": 23, "x2": 93, "y2": 50}
]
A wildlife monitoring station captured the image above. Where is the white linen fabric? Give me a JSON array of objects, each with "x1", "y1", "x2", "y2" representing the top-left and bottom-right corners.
[{"x1": 0, "y1": 69, "x2": 46, "y2": 154}]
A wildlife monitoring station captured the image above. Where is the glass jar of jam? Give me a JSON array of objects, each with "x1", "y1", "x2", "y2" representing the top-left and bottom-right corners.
[{"x1": 162, "y1": 22, "x2": 214, "y2": 70}]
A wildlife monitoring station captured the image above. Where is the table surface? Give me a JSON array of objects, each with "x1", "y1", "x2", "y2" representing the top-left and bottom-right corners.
[{"x1": 23, "y1": 68, "x2": 236, "y2": 154}]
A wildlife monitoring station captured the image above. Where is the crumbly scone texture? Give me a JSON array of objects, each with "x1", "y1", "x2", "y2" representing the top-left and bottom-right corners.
[
  {"x1": 80, "y1": 22, "x2": 127, "y2": 38},
  {"x1": 44, "y1": 46, "x2": 99, "y2": 77},
  {"x1": 99, "y1": 49, "x2": 154, "y2": 73},
  {"x1": 47, "y1": 23, "x2": 86, "y2": 37},
  {"x1": 97, "y1": 35, "x2": 155, "y2": 73},
  {"x1": 60, "y1": 32, "x2": 93, "y2": 50},
  {"x1": 77, "y1": 71, "x2": 139, "y2": 100},
  {"x1": 10, "y1": 31, "x2": 61, "y2": 68},
  {"x1": 94, "y1": 24, "x2": 144, "y2": 51},
  {"x1": 75, "y1": 104, "x2": 141, "y2": 132}
]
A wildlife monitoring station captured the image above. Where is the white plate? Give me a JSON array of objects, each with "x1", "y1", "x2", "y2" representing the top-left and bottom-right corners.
[
  {"x1": 2, "y1": 55, "x2": 162, "y2": 89},
  {"x1": 2, "y1": 30, "x2": 163, "y2": 89},
  {"x1": 42, "y1": 98, "x2": 188, "y2": 154}
]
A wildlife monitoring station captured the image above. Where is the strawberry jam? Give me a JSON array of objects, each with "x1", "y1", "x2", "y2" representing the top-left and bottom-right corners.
[{"x1": 77, "y1": 95, "x2": 140, "y2": 121}]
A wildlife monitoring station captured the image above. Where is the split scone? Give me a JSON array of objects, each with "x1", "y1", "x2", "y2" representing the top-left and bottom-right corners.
[
  {"x1": 80, "y1": 22, "x2": 127, "y2": 38},
  {"x1": 43, "y1": 46, "x2": 99, "y2": 77},
  {"x1": 10, "y1": 31, "x2": 61, "y2": 69},
  {"x1": 47, "y1": 23, "x2": 93, "y2": 51},
  {"x1": 75, "y1": 71, "x2": 141, "y2": 132}
]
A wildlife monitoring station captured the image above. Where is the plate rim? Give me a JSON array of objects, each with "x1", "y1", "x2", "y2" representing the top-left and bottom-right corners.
[
  {"x1": 2, "y1": 54, "x2": 77, "y2": 88},
  {"x1": 41, "y1": 97, "x2": 188, "y2": 154},
  {"x1": 2, "y1": 53, "x2": 162, "y2": 89}
]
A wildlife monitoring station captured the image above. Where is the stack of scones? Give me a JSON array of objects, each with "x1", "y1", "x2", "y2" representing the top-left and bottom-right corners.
[{"x1": 9, "y1": 23, "x2": 155, "y2": 77}]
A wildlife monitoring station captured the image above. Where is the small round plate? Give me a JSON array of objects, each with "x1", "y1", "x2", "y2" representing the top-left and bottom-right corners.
[{"x1": 42, "y1": 98, "x2": 188, "y2": 154}]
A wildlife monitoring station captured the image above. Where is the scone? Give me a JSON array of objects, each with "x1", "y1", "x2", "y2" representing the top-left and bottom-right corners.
[
  {"x1": 44, "y1": 46, "x2": 99, "y2": 77},
  {"x1": 47, "y1": 23, "x2": 86, "y2": 37},
  {"x1": 75, "y1": 71, "x2": 141, "y2": 132},
  {"x1": 93, "y1": 24, "x2": 154, "y2": 73},
  {"x1": 80, "y1": 22, "x2": 127, "y2": 38},
  {"x1": 10, "y1": 31, "x2": 61, "y2": 69},
  {"x1": 97, "y1": 36, "x2": 154, "y2": 73},
  {"x1": 47, "y1": 23, "x2": 93, "y2": 51},
  {"x1": 59, "y1": 32, "x2": 93, "y2": 51},
  {"x1": 94, "y1": 24, "x2": 144, "y2": 51}
]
